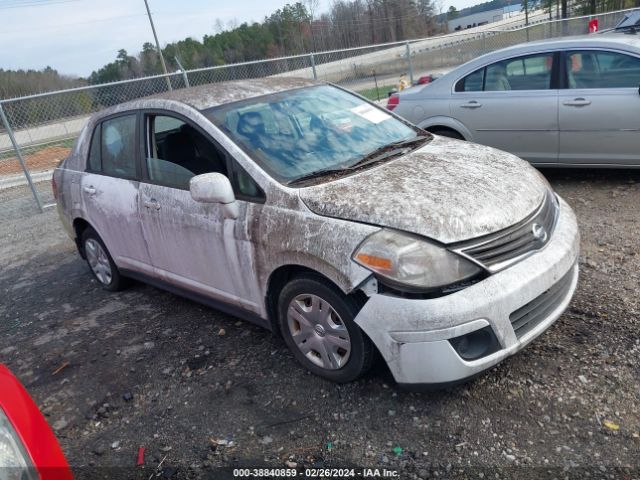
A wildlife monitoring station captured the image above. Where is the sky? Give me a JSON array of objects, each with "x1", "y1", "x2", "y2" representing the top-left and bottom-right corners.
[{"x1": 0, "y1": 0, "x2": 479, "y2": 77}]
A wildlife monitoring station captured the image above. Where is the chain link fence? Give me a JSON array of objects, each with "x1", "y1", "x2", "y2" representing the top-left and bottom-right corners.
[{"x1": 0, "y1": 7, "x2": 634, "y2": 221}]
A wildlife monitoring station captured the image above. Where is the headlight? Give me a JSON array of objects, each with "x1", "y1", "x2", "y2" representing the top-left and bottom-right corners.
[
  {"x1": 0, "y1": 407, "x2": 37, "y2": 480},
  {"x1": 353, "y1": 229, "x2": 483, "y2": 292}
]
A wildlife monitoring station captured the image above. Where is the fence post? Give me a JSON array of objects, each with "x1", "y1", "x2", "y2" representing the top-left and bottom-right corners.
[
  {"x1": 0, "y1": 102, "x2": 44, "y2": 213},
  {"x1": 481, "y1": 32, "x2": 486, "y2": 53},
  {"x1": 309, "y1": 53, "x2": 317, "y2": 80},
  {"x1": 405, "y1": 42, "x2": 414, "y2": 85},
  {"x1": 174, "y1": 57, "x2": 190, "y2": 88}
]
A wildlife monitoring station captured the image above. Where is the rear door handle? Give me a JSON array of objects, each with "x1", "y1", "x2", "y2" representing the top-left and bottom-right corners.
[
  {"x1": 563, "y1": 98, "x2": 591, "y2": 107},
  {"x1": 83, "y1": 186, "x2": 96, "y2": 196},
  {"x1": 460, "y1": 101, "x2": 482, "y2": 109},
  {"x1": 143, "y1": 199, "x2": 161, "y2": 210}
]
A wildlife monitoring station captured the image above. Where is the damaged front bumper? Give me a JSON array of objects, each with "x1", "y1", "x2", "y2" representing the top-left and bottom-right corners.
[{"x1": 353, "y1": 197, "x2": 580, "y2": 385}]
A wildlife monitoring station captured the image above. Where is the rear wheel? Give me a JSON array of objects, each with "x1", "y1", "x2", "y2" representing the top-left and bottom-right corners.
[
  {"x1": 278, "y1": 275, "x2": 374, "y2": 383},
  {"x1": 81, "y1": 227, "x2": 130, "y2": 292},
  {"x1": 430, "y1": 128, "x2": 464, "y2": 140}
]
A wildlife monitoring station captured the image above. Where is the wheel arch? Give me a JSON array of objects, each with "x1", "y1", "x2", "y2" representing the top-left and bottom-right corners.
[
  {"x1": 418, "y1": 116, "x2": 472, "y2": 141},
  {"x1": 72, "y1": 217, "x2": 93, "y2": 259},
  {"x1": 265, "y1": 264, "x2": 368, "y2": 337}
]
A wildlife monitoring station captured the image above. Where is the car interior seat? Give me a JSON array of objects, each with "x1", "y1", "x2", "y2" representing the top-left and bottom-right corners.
[
  {"x1": 163, "y1": 126, "x2": 224, "y2": 176},
  {"x1": 484, "y1": 69, "x2": 511, "y2": 91}
]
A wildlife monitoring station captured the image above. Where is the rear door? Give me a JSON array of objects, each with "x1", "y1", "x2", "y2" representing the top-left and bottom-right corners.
[
  {"x1": 558, "y1": 49, "x2": 640, "y2": 166},
  {"x1": 80, "y1": 113, "x2": 153, "y2": 273},
  {"x1": 451, "y1": 51, "x2": 559, "y2": 164}
]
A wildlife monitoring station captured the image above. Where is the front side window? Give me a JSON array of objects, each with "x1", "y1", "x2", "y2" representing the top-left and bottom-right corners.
[
  {"x1": 566, "y1": 50, "x2": 640, "y2": 88},
  {"x1": 144, "y1": 114, "x2": 227, "y2": 189},
  {"x1": 101, "y1": 115, "x2": 137, "y2": 178},
  {"x1": 204, "y1": 85, "x2": 425, "y2": 185}
]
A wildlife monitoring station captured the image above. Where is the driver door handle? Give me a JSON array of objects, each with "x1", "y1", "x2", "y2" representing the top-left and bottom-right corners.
[
  {"x1": 143, "y1": 199, "x2": 161, "y2": 210},
  {"x1": 563, "y1": 98, "x2": 591, "y2": 107},
  {"x1": 460, "y1": 101, "x2": 482, "y2": 109},
  {"x1": 83, "y1": 186, "x2": 96, "y2": 196}
]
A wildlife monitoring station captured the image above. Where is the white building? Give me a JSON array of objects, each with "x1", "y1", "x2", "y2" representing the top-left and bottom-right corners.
[{"x1": 448, "y1": 4, "x2": 522, "y2": 31}]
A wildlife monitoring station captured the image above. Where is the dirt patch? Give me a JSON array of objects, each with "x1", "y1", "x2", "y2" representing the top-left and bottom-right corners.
[{"x1": 0, "y1": 145, "x2": 71, "y2": 175}]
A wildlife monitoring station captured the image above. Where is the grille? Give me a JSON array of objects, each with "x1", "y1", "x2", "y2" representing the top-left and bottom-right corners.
[
  {"x1": 455, "y1": 190, "x2": 558, "y2": 272},
  {"x1": 509, "y1": 268, "x2": 575, "y2": 339}
]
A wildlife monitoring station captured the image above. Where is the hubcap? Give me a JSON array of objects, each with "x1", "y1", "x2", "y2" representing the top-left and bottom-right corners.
[
  {"x1": 85, "y1": 238, "x2": 112, "y2": 285},
  {"x1": 287, "y1": 293, "x2": 351, "y2": 370}
]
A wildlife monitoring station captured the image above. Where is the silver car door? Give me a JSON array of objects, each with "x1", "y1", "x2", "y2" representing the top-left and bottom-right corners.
[
  {"x1": 80, "y1": 113, "x2": 153, "y2": 273},
  {"x1": 137, "y1": 113, "x2": 263, "y2": 315},
  {"x1": 559, "y1": 49, "x2": 640, "y2": 166},
  {"x1": 451, "y1": 52, "x2": 559, "y2": 165}
]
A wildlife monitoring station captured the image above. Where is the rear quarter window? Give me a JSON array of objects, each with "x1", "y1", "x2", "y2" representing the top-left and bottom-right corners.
[{"x1": 87, "y1": 124, "x2": 101, "y2": 171}]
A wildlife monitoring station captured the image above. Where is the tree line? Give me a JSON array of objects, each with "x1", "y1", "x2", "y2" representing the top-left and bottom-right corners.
[
  {"x1": 88, "y1": 0, "x2": 443, "y2": 85},
  {"x1": 2, "y1": 0, "x2": 638, "y2": 101}
]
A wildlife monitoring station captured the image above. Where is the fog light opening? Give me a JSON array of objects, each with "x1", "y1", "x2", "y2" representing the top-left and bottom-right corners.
[{"x1": 449, "y1": 326, "x2": 499, "y2": 361}]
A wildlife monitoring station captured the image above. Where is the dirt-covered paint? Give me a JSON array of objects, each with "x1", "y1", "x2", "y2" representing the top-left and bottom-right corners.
[{"x1": 299, "y1": 135, "x2": 551, "y2": 244}]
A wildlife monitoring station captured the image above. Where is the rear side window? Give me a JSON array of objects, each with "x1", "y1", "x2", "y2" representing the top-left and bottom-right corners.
[
  {"x1": 455, "y1": 69, "x2": 484, "y2": 92},
  {"x1": 101, "y1": 115, "x2": 137, "y2": 178},
  {"x1": 485, "y1": 53, "x2": 553, "y2": 91},
  {"x1": 455, "y1": 53, "x2": 554, "y2": 92},
  {"x1": 87, "y1": 125, "x2": 101, "y2": 171},
  {"x1": 566, "y1": 50, "x2": 640, "y2": 88}
]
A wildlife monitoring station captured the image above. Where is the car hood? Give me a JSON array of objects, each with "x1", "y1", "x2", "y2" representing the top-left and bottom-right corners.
[{"x1": 298, "y1": 136, "x2": 549, "y2": 244}]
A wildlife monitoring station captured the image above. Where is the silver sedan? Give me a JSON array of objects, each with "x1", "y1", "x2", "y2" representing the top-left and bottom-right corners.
[{"x1": 390, "y1": 34, "x2": 640, "y2": 167}]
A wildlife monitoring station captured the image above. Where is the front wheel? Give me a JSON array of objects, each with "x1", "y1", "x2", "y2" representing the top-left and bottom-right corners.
[
  {"x1": 81, "y1": 227, "x2": 130, "y2": 292},
  {"x1": 278, "y1": 275, "x2": 374, "y2": 383}
]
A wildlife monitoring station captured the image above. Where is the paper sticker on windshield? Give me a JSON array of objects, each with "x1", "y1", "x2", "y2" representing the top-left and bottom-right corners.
[{"x1": 350, "y1": 104, "x2": 392, "y2": 124}]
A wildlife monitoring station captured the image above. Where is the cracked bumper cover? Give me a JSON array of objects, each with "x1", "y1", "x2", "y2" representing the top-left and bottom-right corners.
[{"x1": 353, "y1": 197, "x2": 580, "y2": 385}]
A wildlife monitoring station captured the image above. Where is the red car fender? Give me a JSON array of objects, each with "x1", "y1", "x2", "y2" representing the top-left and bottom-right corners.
[{"x1": 0, "y1": 365, "x2": 72, "y2": 480}]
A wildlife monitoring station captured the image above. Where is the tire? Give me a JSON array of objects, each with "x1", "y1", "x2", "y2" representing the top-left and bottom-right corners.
[
  {"x1": 430, "y1": 128, "x2": 464, "y2": 140},
  {"x1": 81, "y1": 227, "x2": 130, "y2": 292},
  {"x1": 277, "y1": 274, "x2": 374, "y2": 383}
]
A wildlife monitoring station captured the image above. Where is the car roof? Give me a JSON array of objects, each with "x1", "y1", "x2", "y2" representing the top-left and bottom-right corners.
[
  {"x1": 148, "y1": 76, "x2": 319, "y2": 110},
  {"x1": 474, "y1": 33, "x2": 640, "y2": 63}
]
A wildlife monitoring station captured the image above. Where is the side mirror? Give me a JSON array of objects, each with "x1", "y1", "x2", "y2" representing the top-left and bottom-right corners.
[{"x1": 189, "y1": 173, "x2": 239, "y2": 220}]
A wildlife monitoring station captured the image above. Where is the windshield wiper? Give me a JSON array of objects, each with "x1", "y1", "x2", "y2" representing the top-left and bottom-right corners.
[
  {"x1": 348, "y1": 135, "x2": 430, "y2": 170},
  {"x1": 287, "y1": 135, "x2": 430, "y2": 186},
  {"x1": 287, "y1": 167, "x2": 350, "y2": 186}
]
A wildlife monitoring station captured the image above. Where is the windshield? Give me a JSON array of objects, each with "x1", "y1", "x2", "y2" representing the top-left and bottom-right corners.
[{"x1": 204, "y1": 85, "x2": 427, "y2": 184}]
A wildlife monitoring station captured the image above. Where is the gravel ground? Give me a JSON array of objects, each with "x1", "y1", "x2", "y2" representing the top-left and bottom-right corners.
[{"x1": 0, "y1": 170, "x2": 638, "y2": 479}]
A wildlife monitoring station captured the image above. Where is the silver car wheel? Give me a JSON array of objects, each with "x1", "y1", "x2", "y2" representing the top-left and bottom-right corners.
[
  {"x1": 85, "y1": 238, "x2": 112, "y2": 285},
  {"x1": 287, "y1": 293, "x2": 351, "y2": 370}
]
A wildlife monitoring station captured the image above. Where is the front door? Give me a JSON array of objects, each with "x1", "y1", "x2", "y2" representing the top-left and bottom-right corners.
[
  {"x1": 137, "y1": 112, "x2": 263, "y2": 314},
  {"x1": 559, "y1": 49, "x2": 640, "y2": 166},
  {"x1": 452, "y1": 51, "x2": 559, "y2": 164}
]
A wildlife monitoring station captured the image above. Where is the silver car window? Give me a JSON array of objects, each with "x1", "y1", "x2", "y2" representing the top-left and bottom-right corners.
[
  {"x1": 566, "y1": 50, "x2": 640, "y2": 89},
  {"x1": 485, "y1": 53, "x2": 553, "y2": 91}
]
